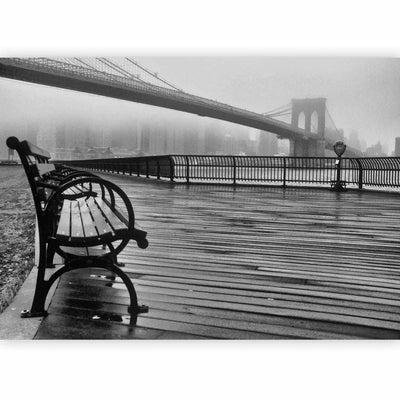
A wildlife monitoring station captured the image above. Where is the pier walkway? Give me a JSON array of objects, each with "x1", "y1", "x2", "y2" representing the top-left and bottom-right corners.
[{"x1": 34, "y1": 175, "x2": 400, "y2": 339}]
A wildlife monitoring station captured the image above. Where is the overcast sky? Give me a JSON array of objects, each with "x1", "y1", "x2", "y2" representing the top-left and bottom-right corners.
[
  {"x1": 139, "y1": 57, "x2": 400, "y2": 148},
  {"x1": 1, "y1": 57, "x2": 399, "y2": 150}
]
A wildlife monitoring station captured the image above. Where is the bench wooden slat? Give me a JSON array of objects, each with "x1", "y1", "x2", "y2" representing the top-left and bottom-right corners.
[
  {"x1": 59, "y1": 246, "x2": 108, "y2": 257},
  {"x1": 59, "y1": 246, "x2": 89, "y2": 257},
  {"x1": 63, "y1": 188, "x2": 75, "y2": 196},
  {"x1": 78, "y1": 199, "x2": 98, "y2": 238},
  {"x1": 94, "y1": 198, "x2": 127, "y2": 232},
  {"x1": 56, "y1": 200, "x2": 71, "y2": 239},
  {"x1": 107, "y1": 200, "x2": 129, "y2": 225},
  {"x1": 67, "y1": 186, "x2": 78, "y2": 195},
  {"x1": 69, "y1": 186, "x2": 81, "y2": 195},
  {"x1": 86, "y1": 198, "x2": 114, "y2": 237},
  {"x1": 61, "y1": 184, "x2": 94, "y2": 201},
  {"x1": 70, "y1": 201, "x2": 85, "y2": 238},
  {"x1": 36, "y1": 163, "x2": 56, "y2": 177},
  {"x1": 77, "y1": 183, "x2": 93, "y2": 195}
]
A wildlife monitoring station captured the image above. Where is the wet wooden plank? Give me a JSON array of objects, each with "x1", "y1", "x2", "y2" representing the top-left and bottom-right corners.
[
  {"x1": 59, "y1": 274, "x2": 400, "y2": 324},
  {"x1": 34, "y1": 314, "x2": 169, "y2": 340},
  {"x1": 35, "y1": 177, "x2": 400, "y2": 339},
  {"x1": 51, "y1": 281, "x2": 400, "y2": 339},
  {"x1": 47, "y1": 301, "x2": 293, "y2": 340}
]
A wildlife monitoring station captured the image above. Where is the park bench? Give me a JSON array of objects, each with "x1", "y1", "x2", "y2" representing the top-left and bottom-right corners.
[{"x1": 6, "y1": 136, "x2": 149, "y2": 324}]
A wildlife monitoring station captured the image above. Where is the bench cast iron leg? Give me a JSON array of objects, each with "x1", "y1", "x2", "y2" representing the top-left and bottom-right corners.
[
  {"x1": 108, "y1": 262, "x2": 149, "y2": 325},
  {"x1": 22, "y1": 256, "x2": 149, "y2": 326},
  {"x1": 45, "y1": 241, "x2": 57, "y2": 269},
  {"x1": 20, "y1": 283, "x2": 50, "y2": 319},
  {"x1": 21, "y1": 237, "x2": 50, "y2": 318}
]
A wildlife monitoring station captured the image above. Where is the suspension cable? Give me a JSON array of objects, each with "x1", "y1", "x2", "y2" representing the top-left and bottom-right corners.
[
  {"x1": 326, "y1": 106, "x2": 341, "y2": 136},
  {"x1": 264, "y1": 107, "x2": 292, "y2": 118},
  {"x1": 263, "y1": 103, "x2": 291, "y2": 116},
  {"x1": 125, "y1": 57, "x2": 183, "y2": 91},
  {"x1": 74, "y1": 58, "x2": 97, "y2": 70},
  {"x1": 96, "y1": 57, "x2": 146, "y2": 83}
]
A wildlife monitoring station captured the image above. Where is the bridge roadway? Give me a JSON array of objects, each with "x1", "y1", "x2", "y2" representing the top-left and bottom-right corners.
[{"x1": 35, "y1": 174, "x2": 400, "y2": 339}]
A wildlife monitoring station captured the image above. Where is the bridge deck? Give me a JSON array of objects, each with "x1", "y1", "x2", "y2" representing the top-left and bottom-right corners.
[{"x1": 35, "y1": 176, "x2": 400, "y2": 339}]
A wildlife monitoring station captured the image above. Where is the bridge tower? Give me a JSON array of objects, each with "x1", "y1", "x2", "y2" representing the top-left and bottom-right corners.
[{"x1": 290, "y1": 98, "x2": 326, "y2": 157}]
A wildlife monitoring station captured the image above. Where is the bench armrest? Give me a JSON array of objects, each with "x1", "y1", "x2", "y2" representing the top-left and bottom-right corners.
[
  {"x1": 131, "y1": 228, "x2": 149, "y2": 249},
  {"x1": 48, "y1": 170, "x2": 97, "y2": 182},
  {"x1": 37, "y1": 181, "x2": 60, "y2": 190},
  {"x1": 38, "y1": 178, "x2": 98, "y2": 200}
]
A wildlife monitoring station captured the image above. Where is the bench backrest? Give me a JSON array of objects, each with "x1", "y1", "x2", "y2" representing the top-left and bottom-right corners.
[{"x1": 6, "y1": 136, "x2": 55, "y2": 217}]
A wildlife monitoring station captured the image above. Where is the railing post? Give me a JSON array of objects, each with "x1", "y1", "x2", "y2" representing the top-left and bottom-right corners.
[
  {"x1": 156, "y1": 159, "x2": 160, "y2": 180},
  {"x1": 283, "y1": 157, "x2": 287, "y2": 188},
  {"x1": 146, "y1": 159, "x2": 149, "y2": 178},
  {"x1": 169, "y1": 156, "x2": 175, "y2": 182},
  {"x1": 355, "y1": 158, "x2": 363, "y2": 189},
  {"x1": 232, "y1": 156, "x2": 236, "y2": 185},
  {"x1": 185, "y1": 156, "x2": 190, "y2": 184}
]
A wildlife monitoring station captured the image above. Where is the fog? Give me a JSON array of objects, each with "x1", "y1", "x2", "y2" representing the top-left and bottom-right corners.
[
  {"x1": 139, "y1": 57, "x2": 400, "y2": 150},
  {"x1": 1, "y1": 57, "x2": 399, "y2": 157}
]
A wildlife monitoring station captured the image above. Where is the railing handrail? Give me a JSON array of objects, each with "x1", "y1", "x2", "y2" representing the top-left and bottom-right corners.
[{"x1": 55, "y1": 155, "x2": 400, "y2": 189}]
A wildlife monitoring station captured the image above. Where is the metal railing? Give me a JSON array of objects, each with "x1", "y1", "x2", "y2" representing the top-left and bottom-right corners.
[
  {"x1": 56, "y1": 155, "x2": 400, "y2": 190},
  {"x1": 59, "y1": 155, "x2": 174, "y2": 180}
]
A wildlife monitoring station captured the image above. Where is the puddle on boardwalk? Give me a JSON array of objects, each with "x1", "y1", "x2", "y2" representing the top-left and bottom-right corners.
[
  {"x1": 89, "y1": 274, "x2": 122, "y2": 288},
  {"x1": 105, "y1": 282, "x2": 126, "y2": 289},
  {"x1": 92, "y1": 314, "x2": 131, "y2": 325},
  {"x1": 88, "y1": 273, "x2": 141, "y2": 290},
  {"x1": 89, "y1": 274, "x2": 115, "y2": 280}
]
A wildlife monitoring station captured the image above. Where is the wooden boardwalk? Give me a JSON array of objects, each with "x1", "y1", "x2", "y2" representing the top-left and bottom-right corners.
[{"x1": 35, "y1": 176, "x2": 400, "y2": 339}]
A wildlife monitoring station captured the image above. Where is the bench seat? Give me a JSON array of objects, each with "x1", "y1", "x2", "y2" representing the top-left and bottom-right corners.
[{"x1": 56, "y1": 198, "x2": 128, "y2": 244}]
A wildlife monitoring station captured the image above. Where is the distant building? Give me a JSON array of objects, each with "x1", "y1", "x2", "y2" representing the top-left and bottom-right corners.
[
  {"x1": 365, "y1": 141, "x2": 386, "y2": 157},
  {"x1": 37, "y1": 124, "x2": 57, "y2": 159},
  {"x1": 347, "y1": 130, "x2": 362, "y2": 153},
  {"x1": 258, "y1": 131, "x2": 278, "y2": 155},
  {"x1": 86, "y1": 147, "x2": 114, "y2": 159},
  {"x1": 277, "y1": 139, "x2": 290, "y2": 156},
  {"x1": 54, "y1": 146, "x2": 114, "y2": 160},
  {"x1": 395, "y1": 137, "x2": 400, "y2": 157}
]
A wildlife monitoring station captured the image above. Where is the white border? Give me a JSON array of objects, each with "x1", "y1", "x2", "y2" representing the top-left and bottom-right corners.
[{"x1": 1, "y1": 1, "x2": 400, "y2": 399}]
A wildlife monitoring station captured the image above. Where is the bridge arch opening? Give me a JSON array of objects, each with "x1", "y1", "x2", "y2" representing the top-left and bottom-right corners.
[
  {"x1": 298, "y1": 112, "x2": 306, "y2": 130},
  {"x1": 311, "y1": 111, "x2": 318, "y2": 134}
]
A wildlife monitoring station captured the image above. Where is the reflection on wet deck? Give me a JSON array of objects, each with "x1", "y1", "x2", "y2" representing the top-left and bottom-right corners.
[{"x1": 35, "y1": 176, "x2": 400, "y2": 339}]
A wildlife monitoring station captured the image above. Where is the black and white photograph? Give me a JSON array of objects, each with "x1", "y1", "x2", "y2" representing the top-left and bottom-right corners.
[
  {"x1": 0, "y1": 1, "x2": 399, "y2": 399},
  {"x1": 2, "y1": 56, "x2": 400, "y2": 340}
]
